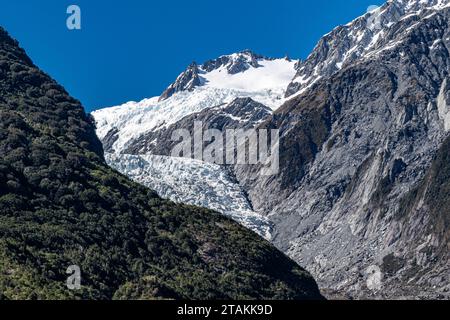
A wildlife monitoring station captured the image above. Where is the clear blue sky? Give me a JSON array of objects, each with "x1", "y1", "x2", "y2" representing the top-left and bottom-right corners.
[{"x1": 0, "y1": 0, "x2": 385, "y2": 112}]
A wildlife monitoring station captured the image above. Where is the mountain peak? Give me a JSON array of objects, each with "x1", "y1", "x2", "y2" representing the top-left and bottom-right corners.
[
  {"x1": 285, "y1": 0, "x2": 450, "y2": 97},
  {"x1": 201, "y1": 50, "x2": 264, "y2": 75},
  {"x1": 159, "y1": 61, "x2": 201, "y2": 101},
  {"x1": 158, "y1": 50, "x2": 293, "y2": 101}
]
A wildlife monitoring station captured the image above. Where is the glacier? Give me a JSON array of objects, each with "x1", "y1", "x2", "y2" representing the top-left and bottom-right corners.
[
  {"x1": 93, "y1": 52, "x2": 294, "y2": 239},
  {"x1": 106, "y1": 153, "x2": 273, "y2": 239}
]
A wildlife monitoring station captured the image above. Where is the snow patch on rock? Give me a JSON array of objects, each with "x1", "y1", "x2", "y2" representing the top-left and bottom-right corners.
[{"x1": 438, "y1": 79, "x2": 450, "y2": 131}]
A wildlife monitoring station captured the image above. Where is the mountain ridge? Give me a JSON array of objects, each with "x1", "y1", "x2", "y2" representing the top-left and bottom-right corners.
[
  {"x1": 285, "y1": 0, "x2": 450, "y2": 98},
  {"x1": 159, "y1": 50, "x2": 282, "y2": 101},
  {"x1": 92, "y1": 0, "x2": 450, "y2": 299},
  {"x1": 235, "y1": 2, "x2": 450, "y2": 298}
]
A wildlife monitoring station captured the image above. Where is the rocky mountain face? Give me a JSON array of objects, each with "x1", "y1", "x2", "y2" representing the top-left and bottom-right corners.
[
  {"x1": 202, "y1": 50, "x2": 265, "y2": 74},
  {"x1": 0, "y1": 26, "x2": 324, "y2": 300},
  {"x1": 93, "y1": 0, "x2": 450, "y2": 299},
  {"x1": 285, "y1": 0, "x2": 450, "y2": 97},
  {"x1": 235, "y1": 0, "x2": 450, "y2": 299},
  {"x1": 159, "y1": 62, "x2": 201, "y2": 101}
]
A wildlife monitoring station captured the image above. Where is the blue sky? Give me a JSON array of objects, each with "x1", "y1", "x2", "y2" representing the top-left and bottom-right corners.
[{"x1": 0, "y1": 0, "x2": 384, "y2": 112}]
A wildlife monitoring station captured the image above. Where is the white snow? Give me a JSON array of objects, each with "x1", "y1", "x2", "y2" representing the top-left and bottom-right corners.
[
  {"x1": 200, "y1": 58, "x2": 296, "y2": 92},
  {"x1": 93, "y1": 57, "x2": 296, "y2": 153},
  {"x1": 430, "y1": 38, "x2": 442, "y2": 49}
]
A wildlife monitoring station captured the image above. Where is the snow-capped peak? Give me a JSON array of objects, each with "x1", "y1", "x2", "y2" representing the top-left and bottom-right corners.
[
  {"x1": 159, "y1": 50, "x2": 296, "y2": 101},
  {"x1": 91, "y1": 51, "x2": 296, "y2": 237},
  {"x1": 201, "y1": 50, "x2": 263, "y2": 74},
  {"x1": 285, "y1": 0, "x2": 450, "y2": 98},
  {"x1": 399, "y1": 0, "x2": 450, "y2": 11},
  {"x1": 92, "y1": 51, "x2": 297, "y2": 153}
]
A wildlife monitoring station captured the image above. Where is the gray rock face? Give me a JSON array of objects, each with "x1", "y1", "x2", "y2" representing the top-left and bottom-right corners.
[
  {"x1": 235, "y1": 3, "x2": 450, "y2": 299},
  {"x1": 159, "y1": 62, "x2": 201, "y2": 101},
  {"x1": 202, "y1": 50, "x2": 265, "y2": 74},
  {"x1": 391, "y1": 135, "x2": 450, "y2": 300},
  {"x1": 285, "y1": 0, "x2": 450, "y2": 98},
  {"x1": 102, "y1": 127, "x2": 119, "y2": 153}
]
